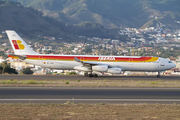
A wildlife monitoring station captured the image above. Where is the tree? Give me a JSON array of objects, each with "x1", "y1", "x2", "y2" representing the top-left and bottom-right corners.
[
  {"x1": 0, "y1": 51, "x2": 7, "y2": 58},
  {"x1": 2, "y1": 61, "x2": 8, "y2": 74},
  {"x1": 21, "y1": 67, "x2": 34, "y2": 75},
  {"x1": 83, "y1": 46, "x2": 92, "y2": 53},
  {"x1": 0, "y1": 61, "x2": 18, "y2": 74}
]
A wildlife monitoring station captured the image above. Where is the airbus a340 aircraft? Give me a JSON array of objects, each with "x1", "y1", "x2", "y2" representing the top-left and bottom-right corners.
[{"x1": 6, "y1": 30, "x2": 176, "y2": 78}]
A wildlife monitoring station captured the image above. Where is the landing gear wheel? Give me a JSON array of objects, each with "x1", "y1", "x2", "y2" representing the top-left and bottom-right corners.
[
  {"x1": 89, "y1": 74, "x2": 93, "y2": 78},
  {"x1": 157, "y1": 75, "x2": 160, "y2": 78},
  {"x1": 94, "y1": 74, "x2": 98, "y2": 78},
  {"x1": 84, "y1": 73, "x2": 88, "y2": 77}
]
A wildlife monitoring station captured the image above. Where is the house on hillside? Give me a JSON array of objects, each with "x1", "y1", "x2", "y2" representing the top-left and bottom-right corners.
[{"x1": 0, "y1": 56, "x2": 5, "y2": 63}]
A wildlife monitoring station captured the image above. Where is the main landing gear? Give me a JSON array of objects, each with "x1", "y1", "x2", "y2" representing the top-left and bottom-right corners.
[
  {"x1": 84, "y1": 73, "x2": 98, "y2": 78},
  {"x1": 157, "y1": 71, "x2": 161, "y2": 78}
]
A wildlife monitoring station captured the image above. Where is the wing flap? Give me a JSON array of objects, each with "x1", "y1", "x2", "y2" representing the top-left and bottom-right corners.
[{"x1": 74, "y1": 57, "x2": 111, "y2": 66}]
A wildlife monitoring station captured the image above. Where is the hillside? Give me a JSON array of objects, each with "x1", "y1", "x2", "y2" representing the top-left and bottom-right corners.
[
  {"x1": 9, "y1": 0, "x2": 180, "y2": 29},
  {"x1": 0, "y1": 1, "x2": 71, "y2": 39},
  {"x1": 0, "y1": 0, "x2": 119, "y2": 42}
]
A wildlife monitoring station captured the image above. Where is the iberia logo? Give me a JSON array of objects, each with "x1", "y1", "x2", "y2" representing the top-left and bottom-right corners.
[{"x1": 12, "y1": 40, "x2": 25, "y2": 50}]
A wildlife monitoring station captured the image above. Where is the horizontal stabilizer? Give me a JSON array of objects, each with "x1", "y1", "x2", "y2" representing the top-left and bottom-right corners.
[{"x1": 8, "y1": 54, "x2": 27, "y2": 60}]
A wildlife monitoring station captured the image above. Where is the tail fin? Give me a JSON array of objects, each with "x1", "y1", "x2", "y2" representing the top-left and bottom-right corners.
[{"x1": 6, "y1": 30, "x2": 38, "y2": 55}]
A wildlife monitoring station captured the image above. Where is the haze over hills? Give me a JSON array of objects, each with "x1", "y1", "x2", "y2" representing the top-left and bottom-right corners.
[{"x1": 9, "y1": 0, "x2": 180, "y2": 29}]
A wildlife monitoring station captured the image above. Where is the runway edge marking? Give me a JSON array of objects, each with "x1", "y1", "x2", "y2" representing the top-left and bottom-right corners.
[{"x1": 1, "y1": 99, "x2": 180, "y2": 102}]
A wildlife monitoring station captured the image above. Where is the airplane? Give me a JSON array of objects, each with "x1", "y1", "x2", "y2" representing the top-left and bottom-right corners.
[{"x1": 6, "y1": 30, "x2": 176, "y2": 78}]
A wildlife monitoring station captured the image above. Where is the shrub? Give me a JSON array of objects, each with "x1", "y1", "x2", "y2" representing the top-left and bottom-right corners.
[
  {"x1": 69, "y1": 72, "x2": 76, "y2": 75},
  {"x1": 6, "y1": 80, "x2": 14, "y2": 84},
  {"x1": 22, "y1": 67, "x2": 34, "y2": 75},
  {"x1": 27, "y1": 80, "x2": 37, "y2": 84},
  {"x1": 151, "y1": 81, "x2": 158, "y2": 85},
  {"x1": 1, "y1": 80, "x2": 18, "y2": 84},
  {"x1": 2, "y1": 80, "x2": 6, "y2": 84},
  {"x1": 14, "y1": 80, "x2": 18, "y2": 83},
  {"x1": 65, "y1": 81, "x2": 69, "y2": 84},
  {"x1": 39, "y1": 81, "x2": 44, "y2": 84}
]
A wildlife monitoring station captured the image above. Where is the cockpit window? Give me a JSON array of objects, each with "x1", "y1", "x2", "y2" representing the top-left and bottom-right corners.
[{"x1": 169, "y1": 61, "x2": 172, "y2": 63}]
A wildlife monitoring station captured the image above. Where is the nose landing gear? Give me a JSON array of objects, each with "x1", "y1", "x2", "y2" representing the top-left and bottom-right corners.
[{"x1": 157, "y1": 71, "x2": 161, "y2": 78}]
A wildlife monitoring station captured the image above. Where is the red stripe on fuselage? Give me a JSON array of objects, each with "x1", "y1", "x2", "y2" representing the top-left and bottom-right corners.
[
  {"x1": 25, "y1": 55, "x2": 152, "y2": 62},
  {"x1": 115, "y1": 57, "x2": 152, "y2": 61}
]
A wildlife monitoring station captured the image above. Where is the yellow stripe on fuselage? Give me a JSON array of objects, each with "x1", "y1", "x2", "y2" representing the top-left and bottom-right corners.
[{"x1": 145, "y1": 57, "x2": 159, "y2": 62}]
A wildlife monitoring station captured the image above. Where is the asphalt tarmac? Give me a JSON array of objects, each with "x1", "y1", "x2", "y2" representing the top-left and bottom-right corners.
[
  {"x1": 0, "y1": 87, "x2": 180, "y2": 104},
  {"x1": 0, "y1": 75, "x2": 180, "y2": 81}
]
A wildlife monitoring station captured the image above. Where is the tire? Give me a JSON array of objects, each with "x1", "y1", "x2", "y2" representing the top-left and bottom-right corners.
[
  {"x1": 84, "y1": 73, "x2": 88, "y2": 77},
  {"x1": 89, "y1": 74, "x2": 92, "y2": 78},
  {"x1": 94, "y1": 74, "x2": 98, "y2": 78},
  {"x1": 157, "y1": 75, "x2": 160, "y2": 78}
]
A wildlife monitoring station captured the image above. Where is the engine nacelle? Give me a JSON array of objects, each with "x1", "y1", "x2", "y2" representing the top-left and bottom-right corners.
[
  {"x1": 107, "y1": 68, "x2": 122, "y2": 74},
  {"x1": 92, "y1": 65, "x2": 108, "y2": 72},
  {"x1": 74, "y1": 66, "x2": 90, "y2": 71}
]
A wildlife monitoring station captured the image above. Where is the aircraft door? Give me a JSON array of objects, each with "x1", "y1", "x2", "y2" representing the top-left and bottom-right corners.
[
  {"x1": 80, "y1": 57, "x2": 84, "y2": 61},
  {"x1": 159, "y1": 58, "x2": 165, "y2": 67},
  {"x1": 39, "y1": 56, "x2": 43, "y2": 61},
  {"x1": 38, "y1": 56, "x2": 44, "y2": 65},
  {"x1": 129, "y1": 58, "x2": 133, "y2": 66}
]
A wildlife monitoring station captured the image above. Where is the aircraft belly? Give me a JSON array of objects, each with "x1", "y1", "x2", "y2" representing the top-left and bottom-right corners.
[
  {"x1": 105, "y1": 62, "x2": 158, "y2": 71},
  {"x1": 24, "y1": 60, "x2": 41, "y2": 66},
  {"x1": 24, "y1": 60, "x2": 80, "y2": 70},
  {"x1": 131, "y1": 63, "x2": 158, "y2": 71},
  {"x1": 55, "y1": 61, "x2": 81, "y2": 70},
  {"x1": 23, "y1": 60, "x2": 158, "y2": 72}
]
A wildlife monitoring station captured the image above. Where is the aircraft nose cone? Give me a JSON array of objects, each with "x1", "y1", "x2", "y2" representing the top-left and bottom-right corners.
[{"x1": 173, "y1": 63, "x2": 176, "y2": 68}]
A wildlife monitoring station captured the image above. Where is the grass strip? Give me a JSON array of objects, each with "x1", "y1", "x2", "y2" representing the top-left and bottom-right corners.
[{"x1": 0, "y1": 79, "x2": 180, "y2": 87}]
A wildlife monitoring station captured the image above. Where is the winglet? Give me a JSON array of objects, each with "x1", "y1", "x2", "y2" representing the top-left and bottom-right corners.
[{"x1": 74, "y1": 57, "x2": 81, "y2": 62}]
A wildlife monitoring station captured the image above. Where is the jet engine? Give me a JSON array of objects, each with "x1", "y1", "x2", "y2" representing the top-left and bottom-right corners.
[
  {"x1": 107, "y1": 68, "x2": 122, "y2": 74},
  {"x1": 92, "y1": 65, "x2": 108, "y2": 72},
  {"x1": 74, "y1": 66, "x2": 90, "y2": 71}
]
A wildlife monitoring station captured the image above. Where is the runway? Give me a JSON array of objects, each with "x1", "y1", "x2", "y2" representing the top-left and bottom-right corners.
[
  {"x1": 0, "y1": 75, "x2": 180, "y2": 81},
  {"x1": 0, "y1": 87, "x2": 180, "y2": 104}
]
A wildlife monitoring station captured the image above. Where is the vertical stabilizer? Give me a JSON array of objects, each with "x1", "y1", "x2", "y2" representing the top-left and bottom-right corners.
[{"x1": 6, "y1": 30, "x2": 38, "y2": 55}]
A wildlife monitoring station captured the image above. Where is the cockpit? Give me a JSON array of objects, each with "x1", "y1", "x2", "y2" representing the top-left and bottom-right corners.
[
  {"x1": 168, "y1": 61, "x2": 172, "y2": 63},
  {"x1": 157, "y1": 58, "x2": 176, "y2": 71}
]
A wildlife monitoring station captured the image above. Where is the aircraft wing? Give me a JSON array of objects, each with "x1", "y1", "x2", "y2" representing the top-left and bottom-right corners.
[
  {"x1": 74, "y1": 57, "x2": 112, "y2": 67},
  {"x1": 74, "y1": 57, "x2": 122, "y2": 74}
]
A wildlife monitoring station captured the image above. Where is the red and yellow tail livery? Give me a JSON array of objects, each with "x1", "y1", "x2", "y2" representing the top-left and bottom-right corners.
[{"x1": 12, "y1": 40, "x2": 25, "y2": 50}]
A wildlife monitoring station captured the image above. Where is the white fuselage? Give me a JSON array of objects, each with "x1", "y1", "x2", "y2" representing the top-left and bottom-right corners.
[
  {"x1": 23, "y1": 57, "x2": 176, "y2": 72},
  {"x1": 6, "y1": 30, "x2": 176, "y2": 75}
]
